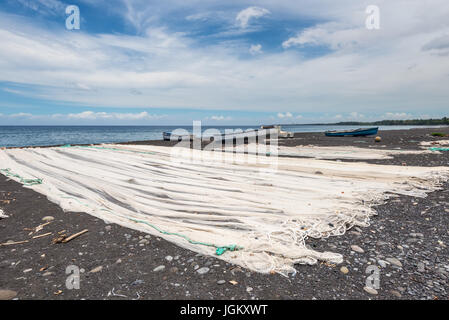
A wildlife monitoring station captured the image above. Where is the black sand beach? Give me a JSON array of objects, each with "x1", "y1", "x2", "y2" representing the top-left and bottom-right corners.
[{"x1": 1, "y1": 127, "x2": 449, "y2": 300}]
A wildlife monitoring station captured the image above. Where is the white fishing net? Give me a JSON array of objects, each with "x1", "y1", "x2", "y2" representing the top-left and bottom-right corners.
[
  {"x1": 1, "y1": 144, "x2": 448, "y2": 275},
  {"x1": 420, "y1": 140, "x2": 449, "y2": 147},
  {"x1": 214, "y1": 144, "x2": 436, "y2": 160}
]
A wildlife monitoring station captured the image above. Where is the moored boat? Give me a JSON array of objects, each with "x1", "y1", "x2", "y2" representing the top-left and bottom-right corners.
[
  {"x1": 325, "y1": 127, "x2": 379, "y2": 137},
  {"x1": 205, "y1": 127, "x2": 278, "y2": 143},
  {"x1": 163, "y1": 125, "x2": 292, "y2": 143},
  {"x1": 261, "y1": 125, "x2": 294, "y2": 138}
]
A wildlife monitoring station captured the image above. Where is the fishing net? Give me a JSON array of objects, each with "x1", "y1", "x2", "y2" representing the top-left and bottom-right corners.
[
  {"x1": 1, "y1": 144, "x2": 448, "y2": 275},
  {"x1": 213, "y1": 144, "x2": 436, "y2": 160},
  {"x1": 420, "y1": 140, "x2": 449, "y2": 147}
]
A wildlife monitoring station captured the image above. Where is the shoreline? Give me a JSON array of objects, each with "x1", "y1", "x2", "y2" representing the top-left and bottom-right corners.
[
  {"x1": 0, "y1": 127, "x2": 448, "y2": 300},
  {"x1": 1, "y1": 126, "x2": 448, "y2": 150}
]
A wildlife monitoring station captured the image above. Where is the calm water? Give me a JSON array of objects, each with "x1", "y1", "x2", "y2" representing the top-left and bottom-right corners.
[{"x1": 0, "y1": 125, "x2": 444, "y2": 148}]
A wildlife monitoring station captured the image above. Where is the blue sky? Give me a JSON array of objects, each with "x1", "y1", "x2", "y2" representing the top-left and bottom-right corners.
[{"x1": 0, "y1": 0, "x2": 448, "y2": 125}]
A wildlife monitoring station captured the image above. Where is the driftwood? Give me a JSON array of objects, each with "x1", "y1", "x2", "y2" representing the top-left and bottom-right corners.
[
  {"x1": 34, "y1": 221, "x2": 52, "y2": 233},
  {"x1": 25, "y1": 221, "x2": 52, "y2": 234},
  {"x1": 32, "y1": 232, "x2": 52, "y2": 239},
  {"x1": 62, "y1": 229, "x2": 88, "y2": 243},
  {"x1": 53, "y1": 229, "x2": 88, "y2": 244},
  {"x1": 0, "y1": 240, "x2": 29, "y2": 246}
]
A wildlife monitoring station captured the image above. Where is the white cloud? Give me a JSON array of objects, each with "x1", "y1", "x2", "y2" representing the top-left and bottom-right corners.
[
  {"x1": 67, "y1": 111, "x2": 110, "y2": 120},
  {"x1": 0, "y1": 111, "x2": 165, "y2": 122},
  {"x1": 186, "y1": 12, "x2": 210, "y2": 21},
  {"x1": 236, "y1": 6, "x2": 270, "y2": 28},
  {"x1": 67, "y1": 111, "x2": 163, "y2": 120},
  {"x1": 16, "y1": 0, "x2": 66, "y2": 15},
  {"x1": 283, "y1": 27, "x2": 330, "y2": 48},
  {"x1": 1, "y1": 1, "x2": 449, "y2": 117},
  {"x1": 185, "y1": 11, "x2": 227, "y2": 22},
  {"x1": 282, "y1": 21, "x2": 370, "y2": 51},
  {"x1": 10, "y1": 112, "x2": 33, "y2": 118},
  {"x1": 121, "y1": 0, "x2": 157, "y2": 32},
  {"x1": 349, "y1": 112, "x2": 365, "y2": 119},
  {"x1": 383, "y1": 112, "x2": 413, "y2": 120},
  {"x1": 207, "y1": 115, "x2": 232, "y2": 121},
  {"x1": 249, "y1": 44, "x2": 263, "y2": 55},
  {"x1": 3, "y1": 88, "x2": 25, "y2": 95},
  {"x1": 277, "y1": 112, "x2": 293, "y2": 119}
]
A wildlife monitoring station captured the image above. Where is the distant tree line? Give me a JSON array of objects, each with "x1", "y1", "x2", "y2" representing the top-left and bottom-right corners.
[{"x1": 333, "y1": 117, "x2": 449, "y2": 126}]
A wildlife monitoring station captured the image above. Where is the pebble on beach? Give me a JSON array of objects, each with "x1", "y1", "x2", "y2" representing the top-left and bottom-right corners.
[
  {"x1": 196, "y1": 267, "x2": 210, "y2": 275},
  {"x1": 351, "y1": 245, "x2": 364, "y2": 253},
  {"x1": 89, "y1": 266, "x2": 103, "y2": 273},
  {"x1": 386, "y1": 258, "x2": 403, "y2": 268},
  {"x1": 340, "y1": 266, "x2": 349, "y2": 274},
  {"x1": 153, "y1": 265, "x2": 165, "y2": 272},
  {"x1": 363, "y1": 286, "x2": 378, "y2": 295}
]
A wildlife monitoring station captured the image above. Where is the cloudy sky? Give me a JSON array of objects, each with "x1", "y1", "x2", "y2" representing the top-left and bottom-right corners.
[{"x1": 0, "y1": 0, "x2": 448, "y2": 125}]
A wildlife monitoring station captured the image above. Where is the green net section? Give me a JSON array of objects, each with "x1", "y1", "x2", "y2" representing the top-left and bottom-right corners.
[
  {"x1": 0, "y1": 168, "x2": 43, "y2": 186},
  {"x1": 429, "y1": 147, "x2": 449, "y2": 151}
]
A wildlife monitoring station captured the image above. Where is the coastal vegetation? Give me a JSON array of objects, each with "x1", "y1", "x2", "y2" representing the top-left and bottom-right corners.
[
  {"x1": 431, "y1": 132, "x2": 447, "y2": 137},
  {"x1": 331, "y1": 117, "x2": 449, "y2": 126}
]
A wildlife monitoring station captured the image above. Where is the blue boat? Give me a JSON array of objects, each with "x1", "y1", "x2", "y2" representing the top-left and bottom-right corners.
[{"x1": 325, "y1": 127, "x2": 379, "y2": 137}]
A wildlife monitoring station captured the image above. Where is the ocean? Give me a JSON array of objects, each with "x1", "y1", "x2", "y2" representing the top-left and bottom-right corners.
[{"x1": 0, "y1": 125, "x2": 444, "y2": 148}]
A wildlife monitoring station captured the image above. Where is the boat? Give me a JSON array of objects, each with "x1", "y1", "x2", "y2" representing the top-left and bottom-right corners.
[
  {"x1": 261, "y1": 125, "x2": 294, "y2": 138},
  {"x1": 325, "y1": 127, "x2": 379, "y2": 137},
  {"x1": 163, "y1": 125, "x2": 292, "y2": 143},
  {"x1": 204, "y1": 126, "x2": 278, "y2": 143}
]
